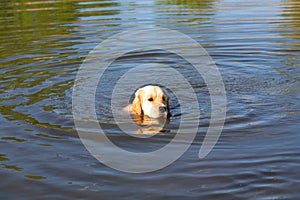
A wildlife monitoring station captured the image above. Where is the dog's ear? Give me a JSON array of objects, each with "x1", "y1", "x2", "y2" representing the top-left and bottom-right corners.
[{"x1": 131, "y1": 88, "x2": 143, "y2": 115}]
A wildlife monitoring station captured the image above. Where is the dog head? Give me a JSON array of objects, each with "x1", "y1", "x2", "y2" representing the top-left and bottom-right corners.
[{"x1": 131, "y1": 85, "x2": 170, "y2": 118}]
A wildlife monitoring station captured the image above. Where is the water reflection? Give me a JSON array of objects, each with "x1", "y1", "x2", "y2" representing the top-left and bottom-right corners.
[
  {"x1": 281, "y1": 0, "x2": 300, "y2": 40},
  {"x1": 157, "y1": 0, "x2": 214, "y2": 8},
  {"x1": 0, "y1": 0, "x2": 76, "y2": 58},
  {"x1": 0, "y1": 0, "x2": 121, "y2": 129},
  {"x1": 132, "y1": 115, "x2": 170, "y2": 134},
  {"x1": 0, "y1": 154, "x2": 9, "y2": 162},
  {"x1": 156, "y1": 0, "x2": 215, "y2": 25},
  {"x1": 277, "y1": 0, "x2": 300, "y2": 102},
  {"x1": 2, "y1": 164, "x2": 23, "y2": 171},
  {"x1": 0, "y1": 0, "x2": 120, "y2": 58},
  {"x1": 1, "y1": 136, "x2": 27, "y2": 142},
  {"x1": 25, "y1": 175, "x2": 46, "y2": 180}
]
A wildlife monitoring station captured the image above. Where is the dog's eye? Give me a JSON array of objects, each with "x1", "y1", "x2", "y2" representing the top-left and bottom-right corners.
[
  {"x1": 162, "y1": 96, "x2": 165, "y2": 101},
  {"x1": 148, "y1": 97, "x2": 153, "y2": 101}
]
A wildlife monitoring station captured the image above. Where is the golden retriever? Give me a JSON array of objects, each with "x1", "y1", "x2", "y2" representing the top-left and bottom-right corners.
[{"x1": 129, "y1": 85, "x2": 170, "y2": 119}]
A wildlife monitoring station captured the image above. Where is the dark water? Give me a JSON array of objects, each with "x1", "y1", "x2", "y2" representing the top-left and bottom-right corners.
[{"x1": 1, "y1": 0, "x2": 300, "y2": 199}]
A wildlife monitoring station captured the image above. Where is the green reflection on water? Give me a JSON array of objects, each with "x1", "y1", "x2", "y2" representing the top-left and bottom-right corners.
[
  {"x1": 2, "y1": 164, "x2": 23, "y2": 171},
  {"x1": 281, "y1": 0, "x2": 300, "y2": 41},
  {"x1": 36, "y1": 133, "x2": 62, "y2": 139},
  {"x1": 0, "y1": 0, "x2": 120, "y2": 59},
  {"x1": 1, "y1": 136, "x2": 27, "y2": 142},
  {"x1": 0, "y1": 1, "x2": 76, "y2": 59},
  {"x1": 37, "y1": 143, "x2": 52, "y2": 147},
  {"x1": 0, "y1": 78, "x2": 74, "y2": 130},
  {"x1": 156, "y1": 0, "x2": 215, "y2": 24},
  {"x1": 25, "y1": 175, "x2": 46, "y2": 180},
  {"x1": 0, "y1": 154, "x2": 9, "y2": 162},
  {"x1": 0, "y1": 0, "x2": 120, "y2": 130},
  {"x1": 277, "y1": 0, "x2": 300, "y2": 95},
  {"x1": 157, "y1": 0, "x2": 213, "y2": 8}
]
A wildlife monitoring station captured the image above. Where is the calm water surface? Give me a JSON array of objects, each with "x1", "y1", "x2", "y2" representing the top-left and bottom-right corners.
[{"x1": 1, "y1": 0, "x2": 300, "y2": 199}]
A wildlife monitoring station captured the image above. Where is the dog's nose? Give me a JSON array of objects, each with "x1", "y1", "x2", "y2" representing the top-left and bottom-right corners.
[{"x1": 159, "y1": 106, "x2": 167, "y2": 113}]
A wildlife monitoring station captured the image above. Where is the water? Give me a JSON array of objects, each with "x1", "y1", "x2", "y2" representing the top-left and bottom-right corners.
[{"x1": 1, "y1": 0, "x2": 300, "y2": 199}]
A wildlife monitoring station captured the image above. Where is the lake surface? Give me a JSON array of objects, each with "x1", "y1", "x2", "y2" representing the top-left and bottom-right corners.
[{"x1": 1, "y1": 0, "x2": 300, "y2": 199}]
